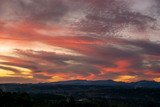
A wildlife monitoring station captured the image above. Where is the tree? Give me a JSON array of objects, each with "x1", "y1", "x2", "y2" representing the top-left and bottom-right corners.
[{"x1": 0, "y1": 89, "x2": 2, "y2": 93}]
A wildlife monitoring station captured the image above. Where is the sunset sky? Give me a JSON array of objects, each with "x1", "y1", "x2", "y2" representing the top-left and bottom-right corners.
[{"x1": 0, "y1": 0, "x2": 160, "y2": 83}]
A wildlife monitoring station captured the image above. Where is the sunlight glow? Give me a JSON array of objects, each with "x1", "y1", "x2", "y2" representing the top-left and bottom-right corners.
[
  {"x1": 49, "y1": 76, "x2": 64, "y2": 82},
  {"x1": 114, "y1": 75, "x2": 137, "y2": 83},
  {"x1": 154, "y1": 78, "x2": 160, "y2": 82},
  {"x1": 0, "y1": 69, "x2": 15, "y2": 77},
  {"x1": 0, "y1": 64, "x2": 32, "y2": 75}
]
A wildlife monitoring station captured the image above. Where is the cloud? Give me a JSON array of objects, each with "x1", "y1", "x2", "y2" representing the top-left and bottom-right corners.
[
  {"x1": 128, "y1": 40, "x2": 160, "y2": 55},
  {"x1": 0, "y1": 0, "x2": 159, "y2": 83},
  {"x1": 0, "y1": 0, "x2": 69, "y2": 24},
  {"x1": 74, "y1": 0, "x2": 156, "y2": 38},
  {"x1": 0, "y1": 37, "x2": 159, "y2": 82},
  {"x1": 0, "y1": 66, "x2": 20, "y2": 73},
  {"x1": 33, "y1": 73, "x2": 52, "y2": 80},
  {"x1": 0, "y1": 77, "x2": 38, "y2": 83}
]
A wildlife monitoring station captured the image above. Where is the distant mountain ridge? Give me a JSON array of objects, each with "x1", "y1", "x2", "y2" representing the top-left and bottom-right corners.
[
  {"x1": 50, "y1": 80, "x2": 124, "y2": 86},
  {"x1": 48, "y1": 80, "x2": 160, "y2": 88},
  {"x1": 0, "y1": 80, "x2": 160, "y2": 93}
]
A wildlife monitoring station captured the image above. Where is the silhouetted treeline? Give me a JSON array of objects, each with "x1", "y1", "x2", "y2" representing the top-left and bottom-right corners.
[{"x1": 0, "y1": 90, "x2": 160, "y2": 107}]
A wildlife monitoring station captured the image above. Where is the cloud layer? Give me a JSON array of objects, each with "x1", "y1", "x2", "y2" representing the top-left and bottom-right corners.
[{"x1": 0, "y1": 0, "x2": 159, "y2": 83}]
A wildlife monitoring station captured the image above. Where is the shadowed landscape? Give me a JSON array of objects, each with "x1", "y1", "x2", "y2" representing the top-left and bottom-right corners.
[{"x1": 0, "y1": 80, "x2": 160, "y2": 107}]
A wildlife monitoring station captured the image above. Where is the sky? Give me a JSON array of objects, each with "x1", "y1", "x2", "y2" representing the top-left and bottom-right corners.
[{"x1": 0, "y1": 0, "x2": 160, "y2": 83}]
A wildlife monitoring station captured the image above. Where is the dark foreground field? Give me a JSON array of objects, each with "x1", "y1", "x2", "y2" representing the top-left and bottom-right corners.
[
  {"x1": 0, "y1": 88, "x2": 160, "y2": 107},
  {"x1": 0, "y1": 80, "x2": 160, "y2": 107}
]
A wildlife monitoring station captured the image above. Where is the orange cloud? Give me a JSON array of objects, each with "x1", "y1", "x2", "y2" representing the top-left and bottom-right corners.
[
  {"x1": 100, "y1": 60, "x2": 132, "y2": 73},
  {"x1": 114, "y1": 75, "x2": 138, "y2": 83},
  {"x1": 154, "y1": 78, "x2": 160, "y2": 82}
]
